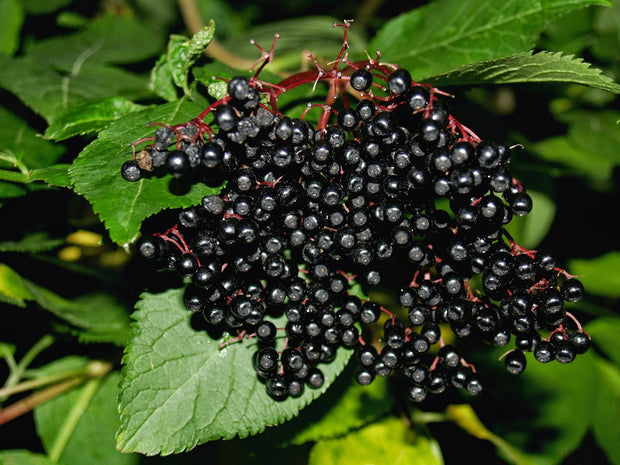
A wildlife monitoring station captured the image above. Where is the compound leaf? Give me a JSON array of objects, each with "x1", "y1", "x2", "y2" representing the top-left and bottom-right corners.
[
  {"x1": 0, "y1": 263, "x2": 131, "y2": 346},
  {"x1": 428, "y1": 51, "x2": 620, "y2": 93},
  {"x1": 0, "y1": 232, "x2": 64, "y2": 253},
  {"x1": 116, "y1": 287, "x2": 354, "y2": 455},
  {"x1": 69, "y1": 97, "x2": 219, "y2": 246},
  {"x1": 371, "y1": 0, "x2": 611, "y2": 81},
  {"x1": 150, "y1": 20, "x2": 216, "y2": 99},
  {"x1": 168, "y1": 21, "x2": 216, "y2": 93},
  {"x1": 44, "y1": 96, "x2": 146, "y2": 141},
  {"x1": 0, "y1": 105, "x2": 65, "y2": 170},
  {"x1": 30, "y1": 164, "x2": 73, "y2": 188},
  {"x1": 24, "y1": 14, "x2": 162, "y2": 70},
  {"x1": 0, "y1": 55, "x2": 150, "y2": 122}
]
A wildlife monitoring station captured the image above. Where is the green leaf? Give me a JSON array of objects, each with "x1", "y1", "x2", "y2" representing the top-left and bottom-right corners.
[
  {"x1": 529, "y1": 110, "x2": 620, "y2": 190},
  {"x1": 55, "y1": 11, "x2": 89, "y2": 29},
  {"x1": 150, "y1": 53, "x2": 179, "y2": 102},
  {"x1": 0, "y1": 0, "x2": 24, "y2": 55},
  {"x1": 30, "y1": 164, "x2": 73, "y2": 188},
  {"x1": 308, "y1": 416, "x2": 443, "y2": 465},
  {"x1": 35, "y1": 372, "x2": 138, "y2": 465},
  {"x1": 370, "y1": 0, "x2": 611, "y2": 81},
  {"x1": 557, "y1": 110, "x2": 620, "y2": 164},
  {"x1": 0, "y1": 450, "x2": 59, "y2": 465},
  {"x1": 0, "y1": 232, "x2": 64, "y2": 253},
  {"x1": 116, "y1": 287, "x2": 354, "y2": 455},
  {"x1": 20, "y1": 0, "x2": 73, "y2": 15},
  {"x1": 26, "y1": 355, "x2": 89, "y2": 378},
  {"x1": 529, "y1": 133, "x2": 614, "y2": 185},
  {"x1": 491, "y1": 351, "x2": 599, "y2": 465},
  {"x1": 0, "y1": 263, "x2": 131, "y2": 346},
  {"x1": 266, "y1": 364, "x2": 394, "y2": 446},
  {"x1": 585, "y1": 317, "x2": 620, "y2": 365},
  {"x1": 0, "y1": 262, "x2": 34, "y2": 306},
  {"x1": 69, "y1": 97, "x2": 220, "y2": 246},
  {"x1": 568, "y1": 252, "x2": 620, "y2": 298},
  {"x1": 150, "y1": 20, "x2": 216, "y2": 98},
  {"x1": 0, "y1": 55, "x2": 150, "y2": 122},
  {"x1": 169, "y1": 21, "x2": 216, "y2": 93},
  {"x1": 428, "y1": 51, "x2": 620, "y2": 93},
  {"x1": 593, "y1": 358, "x2": 620, "y2": 465},
  {"x1": 44, "y1": 97, "x2": 146, "y2": 141},
  {"x1": 0, "y1": 181, "x2": 27, "y2": 199},
  {"x1": 208, "y1": 80, "x2": 228, "y2": 101},
  {"x1": 444, "y1": 404, "x2": 536, "y2": 465},
  {"x1": 503, "y1": 190, "x2": 556, "y2": 250},
  {"x1": 0, "y1": 105, "x2": 65, "y2": 170},
  {"x1": 538, "y1": 8, "x2": 599, "y2": 55},
  {"x1": 25, "y1": 15, "x2": 162, "y2": 70},
  {"x1": 0, "y1": 342, "x2": 16, "y2": 359}
]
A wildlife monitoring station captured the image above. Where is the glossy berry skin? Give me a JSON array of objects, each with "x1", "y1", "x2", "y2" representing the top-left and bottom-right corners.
[
  {"x1": 166, "y1": 150, "x2": 191, "y2": 177},
  {"x1": 266, "y1": 373, "x2": 288, "y2": 401},
  {"x1": 406, "y1": 86, "x2": 429, "y2": 112},
  {"x1": 570, "y1": 331, "x2": 591, "y2": 354},
  {"x1": 355, "y1": 368, "x2": 375, "y2": 386},
  {"x1": 508, "y1": 192, "x2": 533, "y2": 216},
  {"x1": 408, "y1": 384, "x2": 428, "y2": 402},
  {"x1": 138, "y1": 236, "x2": 166, "y2": 260},
  {"x1": 256, "y1": 320, "x2": 277, "y2": 342},
  {"x1": 121, "y1": 160, "x2": 142, "y2": 182},
  {"x1": 554, "y1": 340, "x2": 577, "y2": 364},
  {"x1": 388, "y1": 68, "x2": 412, "y2": 95},
  {"x1": 465, "y1": 373, "x2": 484, "y2": 395},
  {"x1": 337, "y1": 107, "x2": 359, "y2": 131},
  {"x1": 306, "y1": 368, "x2": 325, "y2": 389},
  {"x1": 504, "y1": 349, "x2": 527, "y2": 375},
  {"x1": 122, "y1": 49, "x2": 594, "y2": 409},
  {"x1": 534, "y1": 340, "x2": 555, "y2": 363},
  {"x1": 253, "y1": 347, "x2": 279, "y2": 374},
  {"x1": 438, "y1": 344, "x2": 461, "y2": 369},
  {"x1": 561, "y1": 278, "x2": 585, "y2": 303},
  {"x1": 349, "y1": 68, "x2": 373, "y2": 92}
]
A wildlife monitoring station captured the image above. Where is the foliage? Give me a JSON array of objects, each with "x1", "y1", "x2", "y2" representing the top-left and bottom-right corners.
[{"x1": 0, "y1": 1, "x2": 619, "y2": 464}]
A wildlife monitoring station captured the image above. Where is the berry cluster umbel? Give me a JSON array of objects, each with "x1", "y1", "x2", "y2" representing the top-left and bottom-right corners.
[{"x1": 122, "y1": 22, "x2": 590, "y2": 402}]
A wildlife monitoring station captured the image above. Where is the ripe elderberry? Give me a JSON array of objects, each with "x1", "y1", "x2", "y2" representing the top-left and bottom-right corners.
[{"x1": 123, "y1": 23, "x2": 591, "y2": 406}]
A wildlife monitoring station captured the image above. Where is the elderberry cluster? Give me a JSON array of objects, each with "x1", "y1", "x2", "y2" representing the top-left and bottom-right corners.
[{"x1": 122, "y1": 40, "x2": 590, "y2": 403}]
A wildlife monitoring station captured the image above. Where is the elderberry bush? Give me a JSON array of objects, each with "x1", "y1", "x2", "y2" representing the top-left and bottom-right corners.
[{"x1": 121, "y1": 27, "x2": 591, "y2": 403}]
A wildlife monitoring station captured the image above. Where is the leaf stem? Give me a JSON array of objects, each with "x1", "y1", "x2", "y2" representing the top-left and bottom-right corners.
[
  {"x1": 0, "y1": 377, "x2": 84, "y2": 426},
  {"x1": 0, "y1": 365, "x2": 93, "y2": 399},
  {"x1": 4, "y1": 335, "x2": 55, "y2": 390},
  {"x1": 0, "y1": 168, "x2": 30, "y2": 184},
  {"x1": 48, "y1": 377, "x2": 103, "y2": 462},
  {"x1": 0, "y1": 360, "x2": 111, "y2": 429}
]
